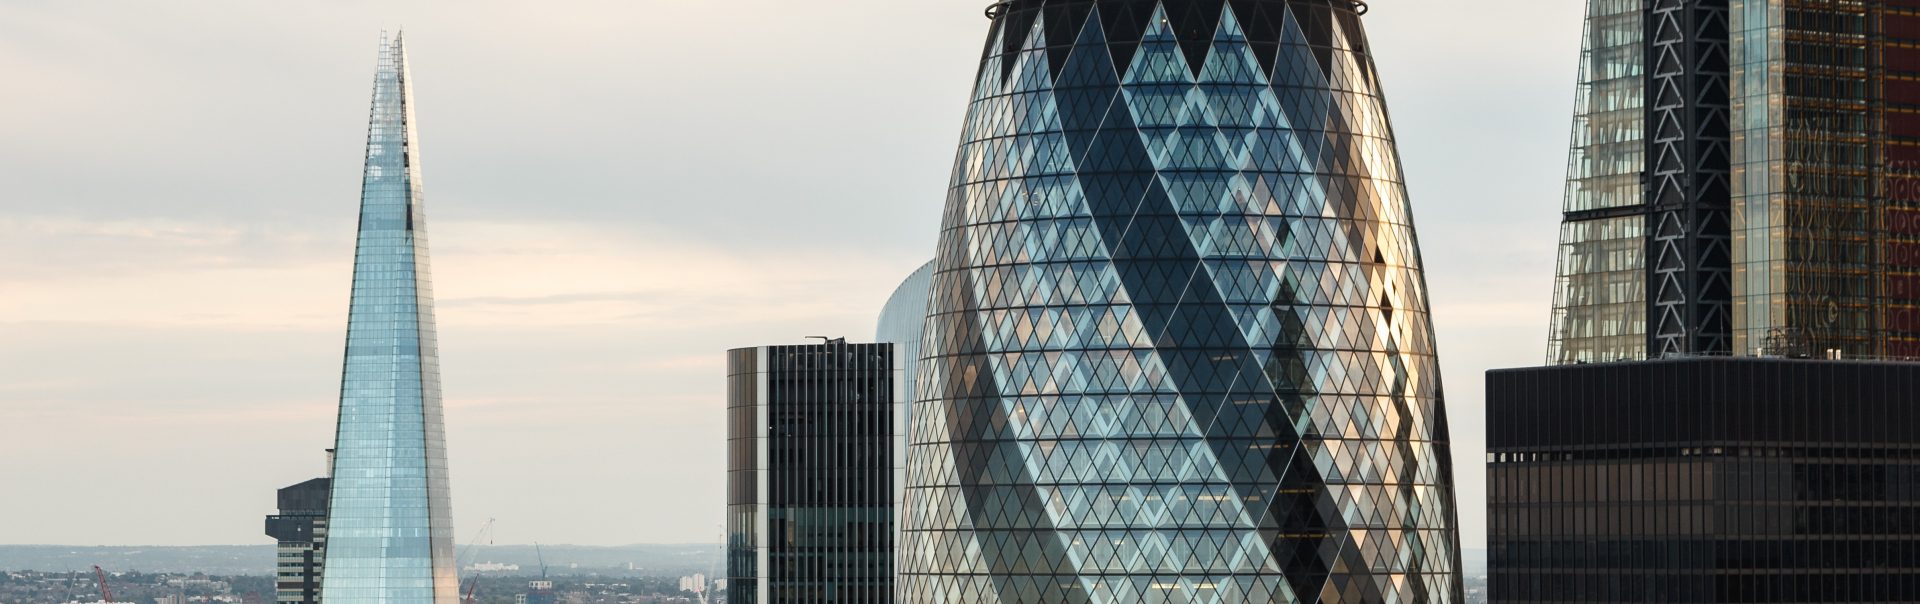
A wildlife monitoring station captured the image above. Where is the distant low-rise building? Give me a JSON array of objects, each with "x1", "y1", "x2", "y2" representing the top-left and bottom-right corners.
[
  {"x1": 677, "y1": 574, "x2": 706, "y2": 594},
  {"x1": 518, "y1": 580, "x2": 556, "y2": 604}
]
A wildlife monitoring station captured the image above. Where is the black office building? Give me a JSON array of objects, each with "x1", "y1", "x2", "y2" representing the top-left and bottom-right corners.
[
  {"x1": 266, "y1": 471, "x2": 330, "y2": 604},
  {"x1": 1488, "y1": 358, "x2": 1920, "y2": 602},
  {"x1": 726, "y1": 340, "x2": 899, "y2": 604},
  {"x1": 1497, "y1": 0, "x2": 1920, "y2": 601}
]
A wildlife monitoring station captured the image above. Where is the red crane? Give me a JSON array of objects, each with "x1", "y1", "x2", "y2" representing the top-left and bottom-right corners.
[{"x1": 92, "y1": 565, "x2": 114, "y2": 603}]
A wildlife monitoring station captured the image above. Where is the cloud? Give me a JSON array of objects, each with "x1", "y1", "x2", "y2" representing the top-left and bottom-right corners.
[{"x1": 0, "y1": 0, "x2": 1585, "y2": 547}]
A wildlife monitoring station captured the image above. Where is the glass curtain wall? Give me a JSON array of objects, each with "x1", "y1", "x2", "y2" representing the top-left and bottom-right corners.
[
  {"x1": 1732, "y1": 0, "x2": 1876, "y2": 358},
  {"x1": 727, "y1": 344, "x2": 899, "y2": 604},
  {"x1": 906, "y1": 2, "x2": 1464, "y2": 603},
  {"x1": 1547, "y1": 0, "x2": 1649, "y2": 364},
  {"x1": 320, "y1": 34, "x2": 459, "y2": 604}
]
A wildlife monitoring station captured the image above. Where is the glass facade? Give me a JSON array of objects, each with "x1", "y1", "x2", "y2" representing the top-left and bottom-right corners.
[
  {"x1": 320, "y1": 34, "x2": 459, "y2": 604},
  {"x1": 1730, "y1": 0, "x2": 1879, "y2": 357},
  {"x1": 1887, "y1": 5, "x2": 1920, "y2": 358},
  {"x1": 726, "y1": 343, "x2": 901, "y2": 604},
  {"x1": 877, "y1": 260, "x2": 937, "y2": 418},
  {"x1": 905, "y1": 2, "x2": 1463, "y2": 603},
  {"x1": 877, "y1": 260, "x2": 935, "y2": 574},
  {"x1": 1547, "y1": 0, "x2": 1648, "y2": 365},
  {"x1": 1487, "y1": 358, "x2": 1920, "y2": 603}
]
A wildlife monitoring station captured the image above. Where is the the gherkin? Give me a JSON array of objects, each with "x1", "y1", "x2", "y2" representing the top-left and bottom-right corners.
[
  {"x1": 321, "y1": 33, "x2": 460, "y2": 604},
  {"x1": 904, "y1": 2, "x2": 1463, "y2": 603}
]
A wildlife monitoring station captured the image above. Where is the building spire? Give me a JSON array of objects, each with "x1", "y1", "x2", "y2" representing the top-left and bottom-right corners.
[{"x1": 320, "y1": 33, "x2": 458, "y2": 604}]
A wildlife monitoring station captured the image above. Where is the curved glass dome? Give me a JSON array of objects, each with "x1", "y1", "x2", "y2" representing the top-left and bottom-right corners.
[{"x1": 903, "y1": 2, "x2": 1463, "y2": 603}]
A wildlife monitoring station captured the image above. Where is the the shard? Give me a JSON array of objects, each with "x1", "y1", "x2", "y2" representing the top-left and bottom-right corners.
[
  {"x1": 905, "y1": 1, "x2": 1463, "y2": 603},
  {"x1": 320, "y1": 33, "x2": 459, "y2": 604}
]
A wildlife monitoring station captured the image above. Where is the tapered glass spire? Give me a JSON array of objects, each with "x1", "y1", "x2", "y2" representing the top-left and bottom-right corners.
[
  {"x1": 1545, "y1": 0, "x2": 1647, "y2": 365},
  {"x1": 320, "y1": 33, "x2": 459, "y2": 604}
]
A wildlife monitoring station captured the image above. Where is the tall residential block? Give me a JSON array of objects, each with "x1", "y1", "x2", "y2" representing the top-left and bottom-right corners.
[
  {"x1": 320, "y1": 33, "x2": 459, "y2": 604},
  {"x1": 726, "y1": 341, "x2": 900, "y2": 604},
  {"x1": 266, "y1": 467, "x2": 330, "y2": 604},
  {"x1": 904, "y1": 1, "x2": 1465, "y2": 602}
]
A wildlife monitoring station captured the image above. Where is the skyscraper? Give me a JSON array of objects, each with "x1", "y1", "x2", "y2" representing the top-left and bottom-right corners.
[
  {"x1": 876, "y1": 260, "x2": 936, "y2": 414},
  {"x1": 1488, "y1": 358, "x2": 1920, "y2": 603},
  {"x1": 320, "y1": 33, "x2": 459, "y2": 604},
  {"x1": 1547, "y1": 0, "x2": 1920, "y2": 363},
  {"x1": 1545, "y1": 1, "x2": 1649, "y2": 364},
  {"x1": 904, "y1": 2, "x2": 1464, "y2": 603},
  {"x1": 1729, "y1": 0, "x2": 1920, "y2": 358},
  {"x1": 726, "y1": 341, "x2": 900, "y2": 604},
  {"x1": 1494, "y1": 3, "x2": 1920, "y2": 601}
]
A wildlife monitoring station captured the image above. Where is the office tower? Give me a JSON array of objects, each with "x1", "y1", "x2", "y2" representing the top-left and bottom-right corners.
[
  {"x1": 726, "y1": 341, "x2": 900, "y2": 604},
  {"x1": 1547, "y1": 0, "x2": 1920, "y2": 363},
  {"x1": 1545, "y1": 0, "x2": 1650, "y2": 364},
  {"x1": 320, "y1": 33, "x2": 459, "y2": 604},
  {"x1": 876, "y1": 260, "x2": 936, "y2": 409},
  {"x1": 1732, "y1": 1, "x2": 1920, "y2": 358},
  {"x1": 266, "y1": 467, "x2": 330, "y2": 604},
  {"x1": 1496, "y1": 3, "x2": 1920, "y2": 602},
  {"x1": 904, "y1": 2, "x2": 1465, "y2": 603},
  {"x1": 1488, "y1": 358, "x2": 1920, "y2": 602}
]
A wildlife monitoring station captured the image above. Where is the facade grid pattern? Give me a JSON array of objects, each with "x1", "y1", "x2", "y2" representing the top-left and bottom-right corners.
[
  {"x1": 267, "y1": 477, "x2": 331, "y2": 604},
  {"x1": 879, "y1": 260, "x2": 939, "y2": 421},
  {"x1": 906, "y1": 1, "x2": 1464, "y2": 603},
  {"x1": 1488, "y1": 358, "x2": 1920, "y2": 603},
  {"x1": 320, "y1": 33, "x2": 459, "y2": 604},
  {"x1": 1549, "y1": 0, "x2": 1651, "y2": 365},
  {"x1": 727, "y1": 343, "x2": 900, "y2": 604},
  {"x1": 1731, "y1": 0, "x2": 1877, "y2": 357}
]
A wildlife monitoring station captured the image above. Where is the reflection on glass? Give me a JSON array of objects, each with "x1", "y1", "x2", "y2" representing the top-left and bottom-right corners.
[
  {"x1": 906, "y1": 3, "x2": 1463, "y2": 603},
  {"x1": 1547, "y1": 0, "x2": 1647, "y2": 365},
  {"x1": 320, "y1": 33, "x2": 459, "y2": 604}
]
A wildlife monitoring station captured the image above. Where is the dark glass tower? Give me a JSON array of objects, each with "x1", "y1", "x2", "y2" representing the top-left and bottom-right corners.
[
  {"x1": 726, "y1": 341, "x2": 900, "y2": 604},
  {"x1": 320, "y1": 33, "x2": 459, "y2": 604},
  {"x1": 1494, "y1": 3, "x2": 1920, "y2": 602},
  {"x1": 1489, "y1": 358, "x2": 1920, "y2": 602},
  {"x1": 1547, "y1": 0, "x2": 1920, "y2": 361},
  {"x1": 905, "y1": 2, "x2": 1464, "y2": 603}
]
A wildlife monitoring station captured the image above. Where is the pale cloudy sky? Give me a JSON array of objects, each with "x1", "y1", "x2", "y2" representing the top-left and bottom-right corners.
[{"x1": 0, "y1": 1, "x2": 1583, "y2": 548}]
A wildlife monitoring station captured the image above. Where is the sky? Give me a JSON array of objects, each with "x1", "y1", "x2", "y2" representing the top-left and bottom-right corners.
[{"x1": 0, "y1": 0, "x2": 1584, "y2": 549}]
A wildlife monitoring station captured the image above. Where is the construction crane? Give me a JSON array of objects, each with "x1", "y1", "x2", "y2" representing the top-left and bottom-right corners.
[
  {"x1": 92, "y1": 565, "x2": 114, "y2": 603},
  {"x1": 456, "y1": 518, "x2": 497, "y2": 603},
  {"x1": 536, "y1": 542, "x2": 548, "y2": 579},
  {"x1": 696, "y1": 526, "x2": 723, "y2": 604},
  {"x1": 61, "y1": 570, "x2": 81, "y2": 603},
  {"x1": 524, "y1": 543, "x2": 556, "y2": 604}
]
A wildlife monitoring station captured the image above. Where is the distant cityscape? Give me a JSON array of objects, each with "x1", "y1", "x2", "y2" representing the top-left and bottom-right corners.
[{"x1": 10, "y1": 0, "x2": 1920, "y2": 603}]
